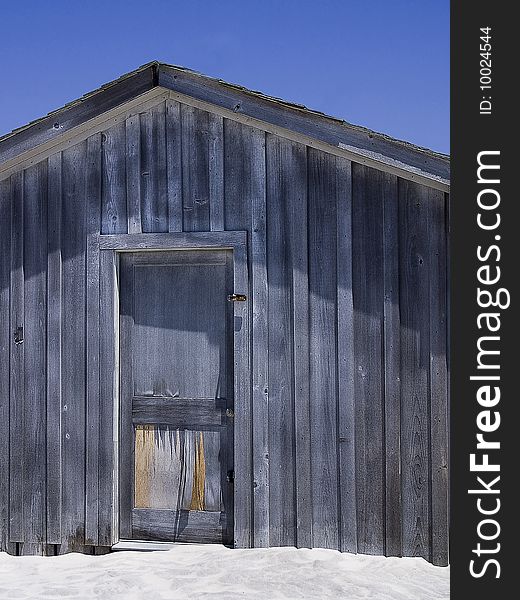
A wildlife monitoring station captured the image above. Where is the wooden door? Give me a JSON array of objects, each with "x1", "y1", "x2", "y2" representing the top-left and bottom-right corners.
[{"x1": 119, "y1": 249, "x2": 235, "y2": 544}]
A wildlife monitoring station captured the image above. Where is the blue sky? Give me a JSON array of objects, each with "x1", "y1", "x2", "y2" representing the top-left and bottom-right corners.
[{"x1": 0, "y1": 0, "x2": 449, "y2": 153}]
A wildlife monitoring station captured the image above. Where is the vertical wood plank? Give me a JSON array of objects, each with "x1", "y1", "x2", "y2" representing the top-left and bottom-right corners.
[
  {"x1": 181, "y1": 104, "x2": 210, "y2": 232},
  {"x1": 428, "y1": 189, "x2": 449, "y2": 566},
  {"x1": 154, "y1": 102, "x2": 168, "y2": 233},
  {"x1": 250, "y1": 128, "x2": 269, "y2": 547},
  {"x1": 224, "y1": 119, "x2": 253, "y2": 547},
  {"x1": 352, "y1": 163, "x2": 385, "y2": 555},
  {"x1": 61, "y1": 142, "x2": 87, "y2": 551},
  {"x1": 232, "y1": 242, "x2": 251, "y2": 548},
  {"x1": 101, "y1": 122, "x2": 127, "y2": 234},
  {"x1": 85, "y1": 134, "x2": 102, "y2": 545},
  {"x1": 224, "y1": 251, "x2": 235, "y2": 545},
  {"x1": 399, "y1": 179, "x2": 431, "y2": 560},
  {"x1": 46, "y1": 152, "x2": 62, "y2": 544},
  {"x1": 166, "y1": 99, "x2": 183, "y2": 232},
  {"x1": 382, "y1": 173, "x2": 402, "y2": 557},
  {"x1": 118, "y1": 254, "x2": 134, "y2": 540},
  {"x1": 266, "y1": 135, "x2": 298, "y2": 547},
  {"x1": 99, "y1": 250, "x2": 117, "y2": 546},
  {"x1": 288, "y1": 144, "x2": 312, "y2": 549},
  {"x1": 9, "y1": 170, "x2": 24, "y2": 543},
  {"x1": 140, "y1": 103, "x2": 168, "y2": 233},
  {"x1": 125, "y1": 116, "x2": 142, "y2": 234},
  {"x1": 23, "y1": 161, "x2": 48, "y2": 553},
  {"x1": 335, "y1": 157, "x2": 357, "y2": 553},
  {"x1": 209, "y1": 114, "x2": 224, "y2": 231},
  {"x1": 308, "y1": 148, "x2": 339, "y2": 549},
  {"x1": 0, "y1": 177, "x2": 11, "y2": 551},
  {"x1": 140, "y1": 110, "x2": 155, "y2": 232}
]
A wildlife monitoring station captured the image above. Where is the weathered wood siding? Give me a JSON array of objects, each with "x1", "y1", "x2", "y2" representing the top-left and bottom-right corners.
[{"x1": 0, "y1": 97, "x2": 449, "y2": 564}]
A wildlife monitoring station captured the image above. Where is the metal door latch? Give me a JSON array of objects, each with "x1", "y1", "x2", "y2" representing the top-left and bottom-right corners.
[
  {"x1": 227, "y1": 470, "x2": 234, "y2": 483},
  {"x1": 227, "y1": 293, "x2": 247, "y2": 302},
  {"x1": 225, "y1": 408, "x2": 235, "y2": 418}
]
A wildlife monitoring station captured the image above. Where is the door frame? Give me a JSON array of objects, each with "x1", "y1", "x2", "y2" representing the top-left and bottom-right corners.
[{"x1": 95, "y1": 231, "x2": 250, "y2": 548}]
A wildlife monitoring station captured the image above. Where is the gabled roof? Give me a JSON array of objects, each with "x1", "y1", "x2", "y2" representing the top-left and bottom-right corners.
[{"x1": 0, "y1": 61, "x2": 449, "y2": 190}]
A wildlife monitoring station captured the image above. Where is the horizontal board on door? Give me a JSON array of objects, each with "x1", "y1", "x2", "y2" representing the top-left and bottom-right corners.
[
  {"x1": 132, "y1": 397, "x2": 229, "y2": 428},
  {"x1": 132, "y1": 509, "x2": 226, "y2": 543}
]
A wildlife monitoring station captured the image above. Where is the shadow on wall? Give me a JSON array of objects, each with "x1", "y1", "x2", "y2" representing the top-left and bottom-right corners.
[{"x1": 0, "y1": 148, "x2": 448, "y2": 369}]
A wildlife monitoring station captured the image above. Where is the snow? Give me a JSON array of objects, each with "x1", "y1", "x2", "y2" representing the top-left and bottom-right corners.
[{"x1": 0, "y1": 545, "x2": 449, "y2": 599}]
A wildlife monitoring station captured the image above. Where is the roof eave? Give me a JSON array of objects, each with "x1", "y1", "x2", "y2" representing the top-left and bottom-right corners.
[
  {"x1": 0, "y1": 61, "x2": 449, "y2": 190},
  {"x1": 158, "y1": 64, "x2": 449, "y2": 188}
]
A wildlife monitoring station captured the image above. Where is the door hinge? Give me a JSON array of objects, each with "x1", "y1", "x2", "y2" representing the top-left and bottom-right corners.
[
  {"x1": 227, "y1": 293, "x2": 247, "y2": 302},
  {"x1": 227, "y1": 470, "x2": 234, "y2": 484}
]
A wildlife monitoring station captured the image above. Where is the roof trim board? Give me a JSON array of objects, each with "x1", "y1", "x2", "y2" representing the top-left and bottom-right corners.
[
  {"x1": 166, "y1": 89, "x2": 448, "y2": 191},
  {"x1": 0, "y1": 88, "x2": 168, "y2": 181},
  {"x1": 159, "y1": 65, "x2": 449, "y2": 190},
  {"x1": 0, "y1": 62, "x2": 450, "y2": 190}
]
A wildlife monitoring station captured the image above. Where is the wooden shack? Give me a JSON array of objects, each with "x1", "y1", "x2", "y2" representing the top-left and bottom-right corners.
[{"x1": 0, "y1": 62, "x2": 449, "y2": 564}]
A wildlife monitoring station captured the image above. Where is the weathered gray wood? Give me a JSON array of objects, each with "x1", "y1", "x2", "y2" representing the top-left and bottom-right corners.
[
  {"x1": 399, "y1": 179, "x2": 431, "y2": 560},
  {"x1": 249, "y1": 128, "x2": 269, "y2": 547},
  {"x1": 140, "y1": 103, "x2": 168, "y2": 233},
  {"x1": 23, "y1": 161, "x2": 48, "y2": 553},
  {"x1": 119, "y1": 248, "x2": 235, "y2": 544},
  {"x1": 98, "y1": 230, "x2": 246, "y2": 250},
  {"x1": 308, "y1": 148, "x2": 339, "y2": 549},
  {"x1": 181, "y1": 104, "x2": 210, "y2": 232},
  {"x1": 0, "y1": 90, "x2": 169, "y2": 184},
  {"x1": 4, "y1": 542, "x2": 19, "y2": 556},
  {"x1": 1, "y1": 63, "x2": 448, "y2": 191},
  {"x1": 287, "y1": 142, "x2": 312, "y2": 550},
  {"x1": 123, "y1": 248, "x2": 227, "y2": 267},
  {"x1": 224, "y1": 119, "x2": 254, "y2": 548},
  {"x1": 232, "y1": 241, "x2": 251, "y2": 548},
  {"x1": 382, "y1": 173, "x2": 402, "y2": 557},
  {"x1": 102, "y1": 122, "x2": 127, "y2": 234},
  {"x1": 125, "y1": 115, "x2": 142, "y2": 234},
  {"x1": 85, "y1": 134, "x2": 102, "y2": 545},
  {"x1": 43, "y1": 544, "x2": 59, "y2": 556},
  {"x1": 132, "y1": 509, "x2": 225, "y2": 543},
  {"x1": 223, "y1": 252, "x2": 235, "y2": 546},
  {"x1": 352, "y1": 164, "x2": 385, "y2": 555},
  {"x1": 99, "y1": 249, "x2": 117, "y2": 546},
  {"x1": 266, "y1": 134, "x2": 297, "y2": 547},
  {"x1": 166, "y1": 99, "x2": 183, "y2": 232},
  {"x1": 428, "y1": 189, "x2": 449, "y2": 567},
  {"x1": 0, "y1": 177, "x2": 11, "y2": 551},
  {"x1": 9, "y1": 171, "x2": 24, "y2": 543},
  {"x1": 0, "y1": 83, "x2": 450, "y2": 562},
  {"x1": 118, "y1": 251, "x2": 133, "y2": 540},
  {"x1": 19, "y1": 542, "x2": 46, "y2": 556},
  {"x1": 209, "y1": 114, "x2": 224, "y2": 231},
  {"x1": 131, "y1": 259, "x2": 228, "y2": 399},
  {"x1": 335, "y1": 157, "x2": 357, "y2": 554},
  {"x1": 46, "y1": 152, "x2": 62, "y2": 544},
  {"x1": 132, "y1": 397, "x2": 226, "y2": 427},
  {"x1": 159, "y1": 65, "x2": 450, "y2": 189},
  {"x1": 154, "y1": 102, "x2": 169, "y2": 233},
  {"x1": 61, "y1": 142, "x2": 88, "y2": 551}
]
